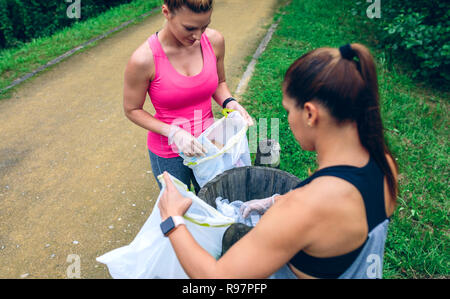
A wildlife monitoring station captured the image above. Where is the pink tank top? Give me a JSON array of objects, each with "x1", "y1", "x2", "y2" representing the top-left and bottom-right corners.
[{"x1": 147, "y1": 32, "x2": 219, "y2": 158}]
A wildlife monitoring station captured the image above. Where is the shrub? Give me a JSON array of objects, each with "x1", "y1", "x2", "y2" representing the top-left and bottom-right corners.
[
  {"x1": 362, "y1": 0, "x2": 450, "y2": 81},
  {"x1": 0, "y1": 0, "x2": 136, "y2": 50}
]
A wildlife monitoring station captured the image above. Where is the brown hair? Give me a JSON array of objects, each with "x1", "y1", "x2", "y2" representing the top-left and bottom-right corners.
[
  {"x1": 164, "y1": 0, "x2": 213, "y2": 13},
  {"x1": 284, "y1": 43, "x2": 399, "y2": 201}
]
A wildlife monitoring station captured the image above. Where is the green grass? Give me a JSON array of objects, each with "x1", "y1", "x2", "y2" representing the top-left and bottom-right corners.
[
  {"x1": 242, "y1": 0, "x2": 449, "y2": 278},
  {"x1": 0, "y1": 0, "x2": 162, "y2": 100}
]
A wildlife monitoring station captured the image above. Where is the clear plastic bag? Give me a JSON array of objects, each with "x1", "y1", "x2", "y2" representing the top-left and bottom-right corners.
[
  {"x1": 215, "y1": 197, "x2": 262, "y2": 227},
  {"x1": 180, "y1": 110, "x2": 251, "y2": 188},
  {"x1": 96, "y1": 173, "x2": 236, "y2": 279}
]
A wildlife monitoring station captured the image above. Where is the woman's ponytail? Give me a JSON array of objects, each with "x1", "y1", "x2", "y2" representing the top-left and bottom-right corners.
[{"x1": 351, "y1": 43, "x2": 398, "y2": 201}]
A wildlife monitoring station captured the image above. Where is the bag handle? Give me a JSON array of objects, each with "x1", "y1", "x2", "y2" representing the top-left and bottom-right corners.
[{"x1": 221, "y1": 108, "x2": 235, "y2": 118}]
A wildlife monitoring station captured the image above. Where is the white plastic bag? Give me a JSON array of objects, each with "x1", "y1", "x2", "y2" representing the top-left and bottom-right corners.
[
  {"x1": 96, "y1": 173, "x2": 236, "y2": 279},
  {"x1": 180, "y1": 110, "x2": 251, "y2": 188},
  {"x1": 215, "y1": 197, "x2": 262, "y2": 227}
]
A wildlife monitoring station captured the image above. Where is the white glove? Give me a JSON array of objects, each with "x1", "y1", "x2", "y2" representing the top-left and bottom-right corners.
[
  {"x1": 225, "y1": 100, "x2": 254, "y2": 126},
  {"x1": 168, "y1": 126, "x2": 207, "y2": 157},
  {"x1": 240, "y1": 194, "x2": 280, "y2": 219}
]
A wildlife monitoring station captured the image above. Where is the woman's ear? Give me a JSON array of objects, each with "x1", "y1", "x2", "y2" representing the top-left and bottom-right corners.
[
  {"x1": 162, "y1": 4, "x2": 172, "y2": 19},
  {"x1": 303, "y1": 102, "x2": 319, "y2": 127}
]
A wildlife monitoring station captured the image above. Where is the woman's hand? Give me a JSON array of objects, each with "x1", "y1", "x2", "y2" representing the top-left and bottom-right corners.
[
  {"x1": 158, "y1": 172, "x2": 193, "y2": 220},
  {"x1": 240, "y1": 194, "x2": 280, "y2": 218},
  {"x1": 225, "y1": 100, "x2": 254, "y2": 126},
  {"x1": 168, "y1": 126, "x2": 208, "y2": 157}
]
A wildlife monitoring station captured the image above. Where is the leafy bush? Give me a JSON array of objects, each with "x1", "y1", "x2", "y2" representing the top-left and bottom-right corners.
[
  {"x1": 362, "y1": 0, "x2": 450, "y2": 81},
  {"x1": 0, "y1": 0, "x2": 136, "y2": 50}
]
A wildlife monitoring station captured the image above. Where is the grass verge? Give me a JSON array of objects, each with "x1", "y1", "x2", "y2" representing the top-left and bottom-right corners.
[
  {"x1": 0, "y1": 0, "x2": 162, "y2": 100},
  {"x1": 242, "y1": 0, "x2": 449, "y2": 278}
]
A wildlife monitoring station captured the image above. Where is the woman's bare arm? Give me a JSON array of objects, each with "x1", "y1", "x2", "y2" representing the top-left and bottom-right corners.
[
  {"x1": 159, "y1": 172, "x2": 320, "y2": 278},
  {"x1": 123, "y1": 46, "x2": 172, "y2": 137},
  {"x1": 205, "y1": 29, "x2": 254, "y2": 125},
  {"x1": 205, "y1": 29, "x2": 233, "y2": 107}
]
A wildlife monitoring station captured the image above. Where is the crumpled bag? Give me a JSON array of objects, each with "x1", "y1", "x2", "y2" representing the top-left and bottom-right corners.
[
  {"x1": 96, "y1": 173, "x2": 236, "y2": 279},
  {"x1": 215, "y1": 197, "x2": 262, "y2": 227},
  {"x1": 180, "y1": 110, "x2": 251, "y2": 188}
]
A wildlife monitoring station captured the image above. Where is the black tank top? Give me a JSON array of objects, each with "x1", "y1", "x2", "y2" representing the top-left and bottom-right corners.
[{"x1": 289, "y1": 156, "x2": 388, "y2": 278}]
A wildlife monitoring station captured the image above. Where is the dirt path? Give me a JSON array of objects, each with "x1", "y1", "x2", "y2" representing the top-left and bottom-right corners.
[{"x1": 0, "y1": 0, "x2": 279, "y2": 278}]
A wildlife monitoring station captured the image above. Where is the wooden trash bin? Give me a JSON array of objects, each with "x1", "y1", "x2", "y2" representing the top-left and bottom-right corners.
[
  {"x1": 197, "y1": 166, "x2": 301, "y2": 208},
  {"x1": 197, "y1": 166, "x2": 301, "y2": 256}
]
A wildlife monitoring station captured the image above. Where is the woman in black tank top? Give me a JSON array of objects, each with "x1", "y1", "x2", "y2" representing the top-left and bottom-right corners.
[{"x1": 156, "y1": 43, "x2": 399, "y2": 278}]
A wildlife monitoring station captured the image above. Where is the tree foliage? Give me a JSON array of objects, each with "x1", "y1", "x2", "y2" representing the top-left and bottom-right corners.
[{"x1": 0, "y1": 0, "x2": 135, "y2": 49}]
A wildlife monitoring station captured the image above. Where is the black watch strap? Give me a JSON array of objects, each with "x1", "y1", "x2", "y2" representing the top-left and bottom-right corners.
[{"x1": 222, "y1": 97, "x2": 237, "y2": 109}]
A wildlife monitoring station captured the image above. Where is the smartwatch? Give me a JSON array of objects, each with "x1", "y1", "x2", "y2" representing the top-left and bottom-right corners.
[
  {"x1": 160, "y1": 216, "x2": 185, "y2": 237},
  {"x1": 222, "y1": 97, "x2": 237, "y2": 109}
]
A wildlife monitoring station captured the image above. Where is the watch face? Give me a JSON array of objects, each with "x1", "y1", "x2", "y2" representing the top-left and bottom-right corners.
[{"x1": 160, "y1": 217, "x2": 175, "y2": 236}]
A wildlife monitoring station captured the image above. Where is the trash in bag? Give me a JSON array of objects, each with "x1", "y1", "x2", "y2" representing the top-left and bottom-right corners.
[
  {"x1": 215, "y1": 197, "x2": 261, "y2": 227},
  {"x1": 96, "y1": 173, "x2": 236, "y2": 279},
  {"x1": 180, "y1": 109, "x2": 251, "y2": 188}
]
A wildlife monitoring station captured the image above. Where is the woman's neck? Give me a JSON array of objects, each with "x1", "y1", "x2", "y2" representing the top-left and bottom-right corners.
[
  {"x1": 314, "y1": 121, "x2": 370, "y2": 170},
  {"x1": 158, "y1": 27, "x2": 185, "y2": 49}
]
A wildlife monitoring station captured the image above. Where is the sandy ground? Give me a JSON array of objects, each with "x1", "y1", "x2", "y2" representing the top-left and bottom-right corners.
[
  {"x1": 0, "y1": 0, "x2": 277, "y2": 278},
  {"x1": 0, "y1": 0, "x2": 279, "y2": 278}
]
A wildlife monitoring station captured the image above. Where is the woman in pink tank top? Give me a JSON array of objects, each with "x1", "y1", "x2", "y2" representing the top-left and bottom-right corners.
[{"x1": 123, "y1": 0, "x2": 254, "y2": 194}]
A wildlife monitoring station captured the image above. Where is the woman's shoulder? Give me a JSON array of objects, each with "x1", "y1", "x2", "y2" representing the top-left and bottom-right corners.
[
  {"x1": 262, "y1": 177, "x2": 357, "y2": 249},
  {"x1": 275, "y1": 176, "x2": 354, "y2": 221},
  {"x1": 204, "y1": 28, "x2": 225, "y2": 57},
  {"x1": 205, "y1": 28, "x2": 224, "y2": 45},
  {"x1": 291, "y1": 175, "x2": 361, "y2": 207},
  {"x1": 279, "y1": 175, "x2": 366, "y2": 229},
  {"x1": 126, "y1": 40, "x2": 155, "y2": 81}
]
